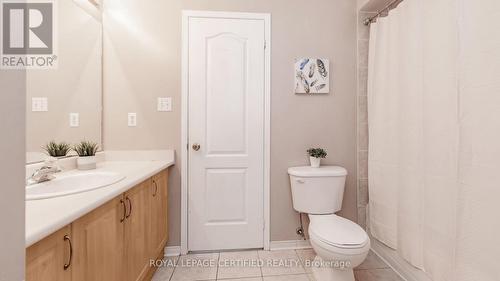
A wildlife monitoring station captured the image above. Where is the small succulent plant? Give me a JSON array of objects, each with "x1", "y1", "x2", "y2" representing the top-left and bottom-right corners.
[
  {"x1": 307, "y1": 148, "x2": 327, "y2": 159},
  {"x1": 73, "y1": 141, "x2": 99, "y2": 157},
  {"x1": 42, "y1": 141, "x2": 72, "y2": 157}
]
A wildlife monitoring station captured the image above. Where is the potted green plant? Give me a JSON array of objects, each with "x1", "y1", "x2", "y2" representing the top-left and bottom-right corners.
[
  {"x1": 73, "y1": 141, "x2": 99, "y2": 170},
  {"x1": 42, "y1": 141, "x2": 72, "y2": 158},
  {"x1": 307, "y1": 148, "x2": 327, "y2": 168}
]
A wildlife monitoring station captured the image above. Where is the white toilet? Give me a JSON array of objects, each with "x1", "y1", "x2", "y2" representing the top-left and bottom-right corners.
[{"x1": 288, "y1": 166, "x2": 370, "y2": 281}]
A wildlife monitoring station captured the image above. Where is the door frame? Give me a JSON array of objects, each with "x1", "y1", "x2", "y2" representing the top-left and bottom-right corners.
[{"x1": 181, "y1": 10, "x2": 271, "y2": 254}]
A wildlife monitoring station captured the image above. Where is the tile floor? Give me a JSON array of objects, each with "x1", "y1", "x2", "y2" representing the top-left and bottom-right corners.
[{"x1": 152, "y1": 249, "x2": 404, "y2": 281}]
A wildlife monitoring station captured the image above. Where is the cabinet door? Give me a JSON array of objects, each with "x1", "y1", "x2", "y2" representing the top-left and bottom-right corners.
[
  {"x1": 26, "y1": 225, "x2": 72, "y2": 281},
  {"x1": 150, "y1": 169, "x2": 169, "y2": 257},
  {"x1": 124, "y1": 180, "x2": 151, "y2": 281},
  {"x1": 72, "y1": 196, "x2": 125, "y2": 281}
]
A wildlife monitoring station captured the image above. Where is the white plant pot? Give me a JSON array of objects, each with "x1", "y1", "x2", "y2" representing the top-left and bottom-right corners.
[
  {"x1": 310, "y1": 156, "x2": 321, "y2": 168},
  {"x1": 77, "y1": 156, "x2": 97, "y2": 170}
]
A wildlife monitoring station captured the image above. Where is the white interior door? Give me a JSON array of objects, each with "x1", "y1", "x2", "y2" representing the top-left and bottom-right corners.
[{"x1": 187, "y1": 15, "x2": 266, "y2": 251}]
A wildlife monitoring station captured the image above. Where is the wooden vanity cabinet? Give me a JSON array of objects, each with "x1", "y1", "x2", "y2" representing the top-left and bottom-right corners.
[
  {"x1": 26, "y1": 168, "x2": 169, "y2": 281},
  {"x1": 26, "y1": 225, "x2": 72, "y2": 281},
  {"x1": 150, "y1": 169, "x2": 169, "y2": 258},
  {"x1": 124, "y1": 179, "x2": 152, "y2": 281},
  {"x1": 71, "y1": 196, "x2": 125, "y2": 281}
]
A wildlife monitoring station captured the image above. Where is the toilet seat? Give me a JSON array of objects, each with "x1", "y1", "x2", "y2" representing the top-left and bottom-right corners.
[{"x1": 309, "y1": 214, "x2": 369, "y2": 249}]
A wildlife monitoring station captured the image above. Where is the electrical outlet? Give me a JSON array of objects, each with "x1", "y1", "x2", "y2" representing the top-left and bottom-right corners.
[
  {"x1": 32, "y1": 97, "x2": 48, "y2": 112},
  {"x1": 157, "y1": 97, "x2": 172, "y2": 112},
  {"x1": 69, "y1": 113, "x2": 79, "y2": 127},
  {"x1": 128, "y1": 113, "x2": 137, "y2": 127}
]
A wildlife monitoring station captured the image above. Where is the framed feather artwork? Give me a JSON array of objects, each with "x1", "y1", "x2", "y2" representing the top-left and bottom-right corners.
[{"x1": 294, "y1": 58, "x2": 330, "y2": 94}]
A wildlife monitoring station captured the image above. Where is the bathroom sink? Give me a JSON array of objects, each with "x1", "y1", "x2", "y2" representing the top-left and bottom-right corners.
[{"x1": 26, "y1": 172, "x2": 126, "y2": 200}]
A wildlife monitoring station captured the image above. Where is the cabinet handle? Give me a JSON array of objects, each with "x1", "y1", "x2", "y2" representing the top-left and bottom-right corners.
[
  {"x1": 152, "y1": 180, "x2": 158, "y2": 197},
  {"x1": 63, "y1": 235, "x2": 73, "y2": 270},
  {"x1": 125, "y1": 196, "x2": 132, "y2": 218},
  {"x1": 120, "y1": 199, "x2": 126, "y2": 222}
]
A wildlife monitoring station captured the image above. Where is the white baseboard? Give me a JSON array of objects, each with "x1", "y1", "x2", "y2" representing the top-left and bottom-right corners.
[
  {"x1": 269, "y1": 240, "x2": 312, "y2": 251},
  {"x1": 165, "y1": 240, "x2": 311, "y2": 255},
  {"x1": 164, "y1": 246, "x2": 181, "y2": 257}
]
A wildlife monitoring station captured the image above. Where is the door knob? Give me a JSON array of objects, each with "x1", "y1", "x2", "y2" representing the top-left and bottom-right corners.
[{"x1": 192, "y1": 143, "x2": 201, "y2": 151}]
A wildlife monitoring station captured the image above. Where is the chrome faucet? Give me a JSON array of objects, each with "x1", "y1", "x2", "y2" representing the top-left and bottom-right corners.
[{"x1": 28, "y1": 162, "x2": 61, "y2": 185}]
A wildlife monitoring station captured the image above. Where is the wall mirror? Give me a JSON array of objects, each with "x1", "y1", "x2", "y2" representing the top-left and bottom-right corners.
[{"x1": 26, "y1": 0, "x2": 102, "y2": 163}]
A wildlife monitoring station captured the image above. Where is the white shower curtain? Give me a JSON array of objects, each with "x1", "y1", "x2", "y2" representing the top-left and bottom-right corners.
[
  {"x1": 367, "y1": 0, "x2": 500, "y2": 280},
  {"x1": 455, "y1": 1, "x2": 500, "y2": 280}
]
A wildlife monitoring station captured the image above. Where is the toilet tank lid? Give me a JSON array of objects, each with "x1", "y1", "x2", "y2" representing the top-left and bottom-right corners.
[{"x1": 288, "y1": 166, "x2": 347, "y2": 177}]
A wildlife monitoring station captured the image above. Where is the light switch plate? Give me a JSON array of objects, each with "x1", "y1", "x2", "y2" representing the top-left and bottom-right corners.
[
  {"x1": 128, "y1": 113, "x2": 137, "y2": 127},
  {"x1": 69, "y1": 113, "x2": 79, "y2": 127},
  {"x1": 157, "y1": 97, "x2": 172, "y2": 112},
  {"x1": 32, "y1": 97, "x2": 48, "y2": 112}
]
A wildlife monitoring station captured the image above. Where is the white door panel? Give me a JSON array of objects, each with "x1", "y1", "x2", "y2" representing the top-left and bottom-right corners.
[
  {"x1": 188, "y1": 17, "x2": 265, "y2": 251},
  {"x1": 206, "y1": 33, "x2": 247, "y2": 155},
  {"x1": 205, "y1": 168, "x2": 247, "y2": 224}
]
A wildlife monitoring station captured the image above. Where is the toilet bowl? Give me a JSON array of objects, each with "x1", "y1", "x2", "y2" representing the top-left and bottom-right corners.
[
  {"x1": 308, "y1": 214, "x2": 370, "y2": 281},
  {"x1": 288, "y1": 166, "x2": 370, "y2": 281}
]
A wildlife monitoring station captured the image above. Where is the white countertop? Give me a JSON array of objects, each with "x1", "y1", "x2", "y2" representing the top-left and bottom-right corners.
[{"x1": 26, "y1": 159, "x2": 174, "y2": 247}]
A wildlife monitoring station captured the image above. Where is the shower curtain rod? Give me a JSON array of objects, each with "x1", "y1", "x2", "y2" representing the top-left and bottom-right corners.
[{"x1": 363, "y1": 0, "x2": 404, "y2": 25}]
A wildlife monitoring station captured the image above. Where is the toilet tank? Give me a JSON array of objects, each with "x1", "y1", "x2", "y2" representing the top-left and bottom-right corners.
[{"x1": 288, "y1": 166, "x2": 348, "y2": 214}]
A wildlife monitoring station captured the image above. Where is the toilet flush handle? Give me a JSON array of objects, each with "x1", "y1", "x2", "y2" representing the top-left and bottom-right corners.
[{"x1": 295, "y1": 179, "x2": 305, "y2": 184}]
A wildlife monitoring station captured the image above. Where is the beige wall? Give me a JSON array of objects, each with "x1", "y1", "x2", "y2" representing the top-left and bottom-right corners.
[
  {"x1": 358, "y1": 0, "x2": 369, "y2": 9},
  {"x1": 0, "y1": 70, "x2": 26, "y2": 281},
  {"x1": 103, "y1": 0, "x2": 357, "y2": 245},
  {"x1": 26, "y1": 0, "x2": 102, "y2": 161},
  {"x1": 359, "y1": 0, "x2": 392, "y2": 11}
]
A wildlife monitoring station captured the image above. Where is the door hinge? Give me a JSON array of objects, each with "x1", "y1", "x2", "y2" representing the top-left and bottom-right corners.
[{"x1": 264, "y1": 40, "x2": 267, "y2": 50}]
